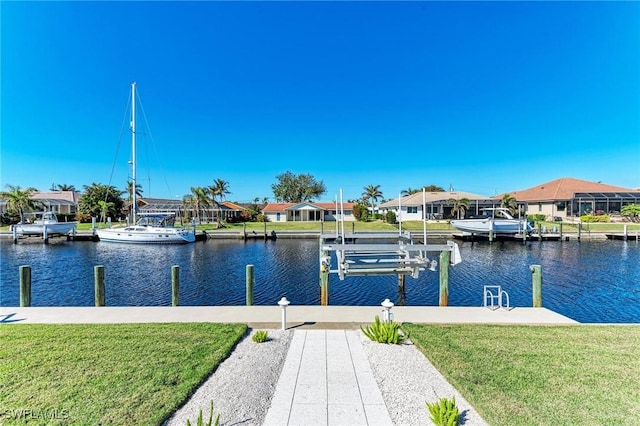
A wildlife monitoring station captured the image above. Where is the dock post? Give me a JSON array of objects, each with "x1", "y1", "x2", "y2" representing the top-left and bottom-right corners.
[
  {"x1": 577, "y1": 222, "x2": 582, "y2": 242},
  {"x1": 320, "y1": 248, "x2": 330, "y2": 306},
  {"x1": 488, "y1": 219, "x2": 494, "y2": 243},
  {"x1": 537, "y1": 222, "x2": 543, "y2": 241},
  {"x1": 398, "y1": 274, "x2": 405, "y2": 293},
  {"x1": 43, "y1": 225, "x2": 49, "y2": 244},
  {"x1": 246, "y1": 264, "x2": 254, "y2": 306},
  {"x1": 559, "y1": 223, "x2": 563, "y2": 240},
  {"x1": 242, "y1": 223, "x2": 247, "y2": 240},
  {"x1": 91, "y1": 217, "x2": 96, "y2": 235},
  {"x1": 12, "y1": 225, "x2": 18, "y2": 244},
  {"x1": 439, "y1": 250, "x2": 450, "y2": 306},
  {"x1": 94, "y1": 265, "x2": 105, "y2": 307},
  {"x1": 172, "y1": 265, "x2": 180, "y2": 306},
  {"x1": 19, "y1": 265, "x2": 31, "y2": 307},
  {"x1": 531, "y1": 264, "x2": 542, "y2": 307},
  {"x1": 624, "y1": 224, "x2": 628, "y2": 241}
]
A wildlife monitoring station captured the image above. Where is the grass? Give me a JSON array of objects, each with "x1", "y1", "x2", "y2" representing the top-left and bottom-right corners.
[
  {"x1": 0, "y1": 323, "x2": 247, "y2": 425},
  {"x1": 404, "y1": 324, "x2": 640, "y2": 426}
]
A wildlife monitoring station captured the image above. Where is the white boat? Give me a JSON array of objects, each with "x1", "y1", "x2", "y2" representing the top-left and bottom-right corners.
[
  {"x1": 15, "y1": 212, "x2": 77, "y2": 236},
  {"x1": 450, "y1": 208, "x2": 533, "y2": 235},
  {"x1": 96, "y1": 82, "x2": 195, "y2": 245},
  {"x1": 97, "y1": 213, "x2": 195, "y2": 244}
]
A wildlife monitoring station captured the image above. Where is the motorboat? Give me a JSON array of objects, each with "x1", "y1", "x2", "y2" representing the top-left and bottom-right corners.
[
  {"x1": 96, "y1": 213, "x2": 195, "y2": 244},
  {"x1": 96, "y1": 82, "x2": 195, "y2": 244},
  {"x1": 450, "y1": 208, "x2": 533, "y2": 235},
  {"x1": 14, "y1": 212, "x2": 77, "y2": 236}
]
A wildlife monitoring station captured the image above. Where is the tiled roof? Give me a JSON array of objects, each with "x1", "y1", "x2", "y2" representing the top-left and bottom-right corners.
[
  {"x1": 496, "y1": 177, "x2": 637, "y2": 201},
  {"x1": 32, "y1": 191, "x2": 79, "y2": 203}
]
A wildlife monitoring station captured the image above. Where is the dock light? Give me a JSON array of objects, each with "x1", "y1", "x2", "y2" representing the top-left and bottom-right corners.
[
  {"x1": 381, "y1": 298, "x2": 394, "y2": 322},
  {"x1": 278, "y1": 297, "x2": 290, "y2": 330}
]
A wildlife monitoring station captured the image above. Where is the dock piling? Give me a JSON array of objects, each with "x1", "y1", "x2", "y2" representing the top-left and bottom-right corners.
[
  {"x1": 94, "y1": 265, "x2": 105, "y2": 307},
  {"x1": 320, "y1": 249, "x2": 330, "y2": 305},
  {"x1": 531, "y1": 264, "x2": 542, "y2": 307},
  {"x1": 246, "y1": 264, "x2": 254, "y2": 306},
  {"x1": 439, "y1": 250, "x2": 450, "y2": 306},
  {"x1": 19, "y1": 265, "x2": 31, "y2": 307},
  {"x1": 172, "y1": 265, "x2": 180, "y2": 306}
]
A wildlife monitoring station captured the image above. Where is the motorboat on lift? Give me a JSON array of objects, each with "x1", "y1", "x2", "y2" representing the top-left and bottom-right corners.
[
  {"x1": 450, "y1": 208, "x2": 533, "y2": 235},
  {"x1": 14, "y1": 212, "x2": 77, "y2": 236}
]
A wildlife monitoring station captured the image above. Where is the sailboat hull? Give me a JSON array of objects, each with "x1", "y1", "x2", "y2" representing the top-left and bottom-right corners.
[{"x1": 96, "y1": 226, "x2": 195, "y2": 244}]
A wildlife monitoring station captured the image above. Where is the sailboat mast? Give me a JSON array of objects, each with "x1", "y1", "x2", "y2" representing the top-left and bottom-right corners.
[{"x1": 131, "y1": 82, "x2": 137, "y2": 223}]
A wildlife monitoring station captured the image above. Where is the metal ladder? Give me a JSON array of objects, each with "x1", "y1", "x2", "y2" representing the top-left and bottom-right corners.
[{"x1": 483, "y1": 285, "x2": 511, "y2": 310}]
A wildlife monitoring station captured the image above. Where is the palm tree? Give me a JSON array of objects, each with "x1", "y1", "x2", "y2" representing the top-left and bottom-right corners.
[
  {"x1": 501, "y1": 194, "x2": 518, "y2": 216},
  {"x1": 0, "y1": 185, "x2": 40, "y2": 222},
  {"x1": 401, "y1": 187, "x2": 420, "y2": 196},
  {"x1": 56, "y1": 184, "x2": 77, "y2": 192},
  {"x1": 97, "y1": 200, "x2": 116, "y2": 223},
  {"x1": 189, "y1": 186, "x2": 211, "y2": 224},
  {"x1": 209, "y1": 179, "x2": 231, "y2": 226},
  {"x1": 126, "y1": 181, "x2": 144, "y2": 202},
  {"x1": 362, "y1": 184, "x2": 383, "y2": 218},
  {"x1": 449, "y1": 197, "x2": 470, "y2": 219}
]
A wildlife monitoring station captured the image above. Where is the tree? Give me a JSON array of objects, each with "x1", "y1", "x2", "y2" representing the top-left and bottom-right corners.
[
  {"x1": 56, "y1": 184, "x2": 77, "y2": 192},
  {"x1": 271, "y1": 171, "x2": 326, "y2": 203},
  {"x1": 97, "y1": 200, "x2": 116, "y2": 223},
  {"x1": 401, "y1": 187, "x2": 419, "y2": 196},
  {"x1": 501, "y1": 194, "x2": 518, "y2": 216},
  {"x1": 126, "y1": 181, "x2": 143, "y2": 202},
  {"x1": 449, "y1": 197, "x2": 470, "y2": 219},
  {"x1": 352, "y1": 202, "x2": 370, "y2": 222},
  {"x1": 78, "y1": 183, "x2": 124, "y2": 220},
  {"x1": 189, "y1": 186, "x2": 211, "y2": 224},
  {"x1": 209, "y1": 179, "x2": 231, "y2": 227},
  {"x1": 0, "y1": 185, "x2": 40, "y2": 222},
  {"x1": 401, "y1": 185, "x2": 444, "y2": 196},
  {"x1": 362, "y1": 185, "x2": 383, "y2": 217}
]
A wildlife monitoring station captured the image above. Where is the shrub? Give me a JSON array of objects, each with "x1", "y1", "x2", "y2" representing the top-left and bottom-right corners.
[
  {"x1": 360, "y1": 315, "x2": 409, "y2": 344},
  {"x1": 252, "y1": 330, "x2": 269, "y2": 343},
  {"x1": 186, "y1": 401, "x2": 219, "y2": 426},
  {"x1": 580, "y1": 214, "x2": 610, "y2": 223},
  {"x1": 526, "y1": 214, "x2": 546, "y2": 222},
  {"x1": 385, "y1": 211, "x2": 397, "y2": 224},
  {"x1": 352, "y1": 203, "x2": 370, "y2": 222},
  {"x1": 426, "y1": 396, "x2": 459, "y2": 426}
]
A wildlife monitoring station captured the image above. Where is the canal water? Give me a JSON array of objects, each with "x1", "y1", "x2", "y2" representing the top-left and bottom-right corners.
[{"x1": 1, "y1": 238, "x2": 638, "y2": 323}]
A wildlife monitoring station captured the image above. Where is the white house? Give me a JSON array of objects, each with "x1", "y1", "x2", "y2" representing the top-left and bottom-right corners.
[{"x1": 262, "y1": 202, "x2": 356, "y2": 222}]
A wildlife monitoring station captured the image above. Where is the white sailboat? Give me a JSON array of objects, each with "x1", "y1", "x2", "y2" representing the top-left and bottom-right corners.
[
  {"x1": 96, "y1": 82, "x2": 195, "y2": 244},
  {"x1": 450, "y1": 207, "x2": 533, "y2": 235}
]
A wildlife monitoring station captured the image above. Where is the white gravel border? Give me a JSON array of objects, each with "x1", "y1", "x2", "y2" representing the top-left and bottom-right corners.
[{"x1": 164, "y1": 329, "x2": 487, "y2": 426}]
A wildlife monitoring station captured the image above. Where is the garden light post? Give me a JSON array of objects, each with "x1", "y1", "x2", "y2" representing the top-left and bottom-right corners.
[{"x1": 278, "y1": 297, "x2": 290, "y2": 330}]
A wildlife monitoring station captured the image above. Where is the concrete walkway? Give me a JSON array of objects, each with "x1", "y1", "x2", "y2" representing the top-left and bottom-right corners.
[
  {"x1": 0, "y1": 305, "x2": 578, "y2": 325},
  {"x1": 264, "y1": 330, "x2": 393, "y2": 426}
]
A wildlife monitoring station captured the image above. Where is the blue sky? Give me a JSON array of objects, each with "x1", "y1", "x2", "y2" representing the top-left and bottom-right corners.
[{"x1": 2, "y1": 1, "x2": 639, "y2": 203}]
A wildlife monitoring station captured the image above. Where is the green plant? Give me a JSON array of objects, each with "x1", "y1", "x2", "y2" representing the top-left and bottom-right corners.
[
  {"x1": 385, "y1": 210, "x2": 397, "y2": 224},
  {"x1": 186, "y1": 401, "x2": 220, "y2": 426},
  {"x1": 252, "y1": 330, "x2": 269, "y2": 343},
  {"x1": 360, "y1": 315, "x2": 409, "y2": 344},
  {"x1": 426, "y1": 396, "x2": 459, "y2": 426}
]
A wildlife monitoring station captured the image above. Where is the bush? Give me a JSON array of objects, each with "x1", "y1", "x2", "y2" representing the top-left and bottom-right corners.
[
  {"x1": 527, "y1": 214, "x2": 546, "y2": 222},
  {"x1": 352, "y1": 203, "x2": 370, "y2": 222},
  {"x1": 361, "y1": 315, "x2": 409, "y2": 344},
  {"x1": 75, "y1": 212, "x2": 92, "y2": 223},
  {"x1": 385, "y1": 211, "x2": 397, "y2": 224},
  {"x1": 580, "y1": 214, "x2": 610, "y2": 223},
  {"x1": 426, "y1": 396, "x2": 459, "y2": 426},
  {"x1": 252, "y1": 330, "x2": 269, "y2": 343}
]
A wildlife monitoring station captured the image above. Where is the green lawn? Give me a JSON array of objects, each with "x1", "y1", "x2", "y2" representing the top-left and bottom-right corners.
[
  {"x1": 404, "y1": 324, "x2": 640, "y2": 426},
  {"x1": 0, "y1": 323, "x2": 247, "y2": 425}
]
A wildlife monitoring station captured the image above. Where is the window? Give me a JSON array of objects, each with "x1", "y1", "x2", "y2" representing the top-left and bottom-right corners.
[
  {"x1": 556, "y1": 201, "x2": 566, "y2": 212},
  {"x1": 407, "y1": 206, "x2": 418, "y2": 214}
]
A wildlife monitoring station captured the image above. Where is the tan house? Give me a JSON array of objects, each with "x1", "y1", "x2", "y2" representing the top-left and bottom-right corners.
[
  {"x1": 30, "y1": 191, "x2": 80, "y2": 215},
  {"x1": 262, "y1": 202, "x2": 356, "y2": 222},
  {"x1": 497, "y1": 177, "x2": 640, "y2": 220}
]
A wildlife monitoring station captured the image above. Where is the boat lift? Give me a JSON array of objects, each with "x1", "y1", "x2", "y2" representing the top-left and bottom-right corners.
[{"x1": 319, "y1": 189, "x2": 462, "y2": 287}]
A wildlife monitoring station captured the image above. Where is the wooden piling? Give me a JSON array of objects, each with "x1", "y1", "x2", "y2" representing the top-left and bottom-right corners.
[
  {"x1": 559, "y1": 223, "x2": 563, "y2": 240},
  {"x1": 577, "y1": 222, "x2": 582, "y2": 241},
  {"x1": 94, "y1": 265, "x2": 105, "y2": 307},
  {"x1": 172, "y1": 265, "x2": 180, "y2": 306},
  {"x1": 246, "y1": 264, "x2": 254, "y2": 305},
  {"x1": 439, "y1": 250, "x2": 450, "y2": 306},
  {"x1": 19, "y1": 265, "x2": 31, "y2": 307},
  {"x1": 531, "y1": 264, "x2": 542, "y2": 307},
  {"x1": 320, "y1": 249, "x2": 329, "y2": 306},
  {"x1": 488, "y1": 219, "x2": 494, "y2": 243},
  {"x1": 398, "y1": 274, "x2": 405, "y2": 293}
]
